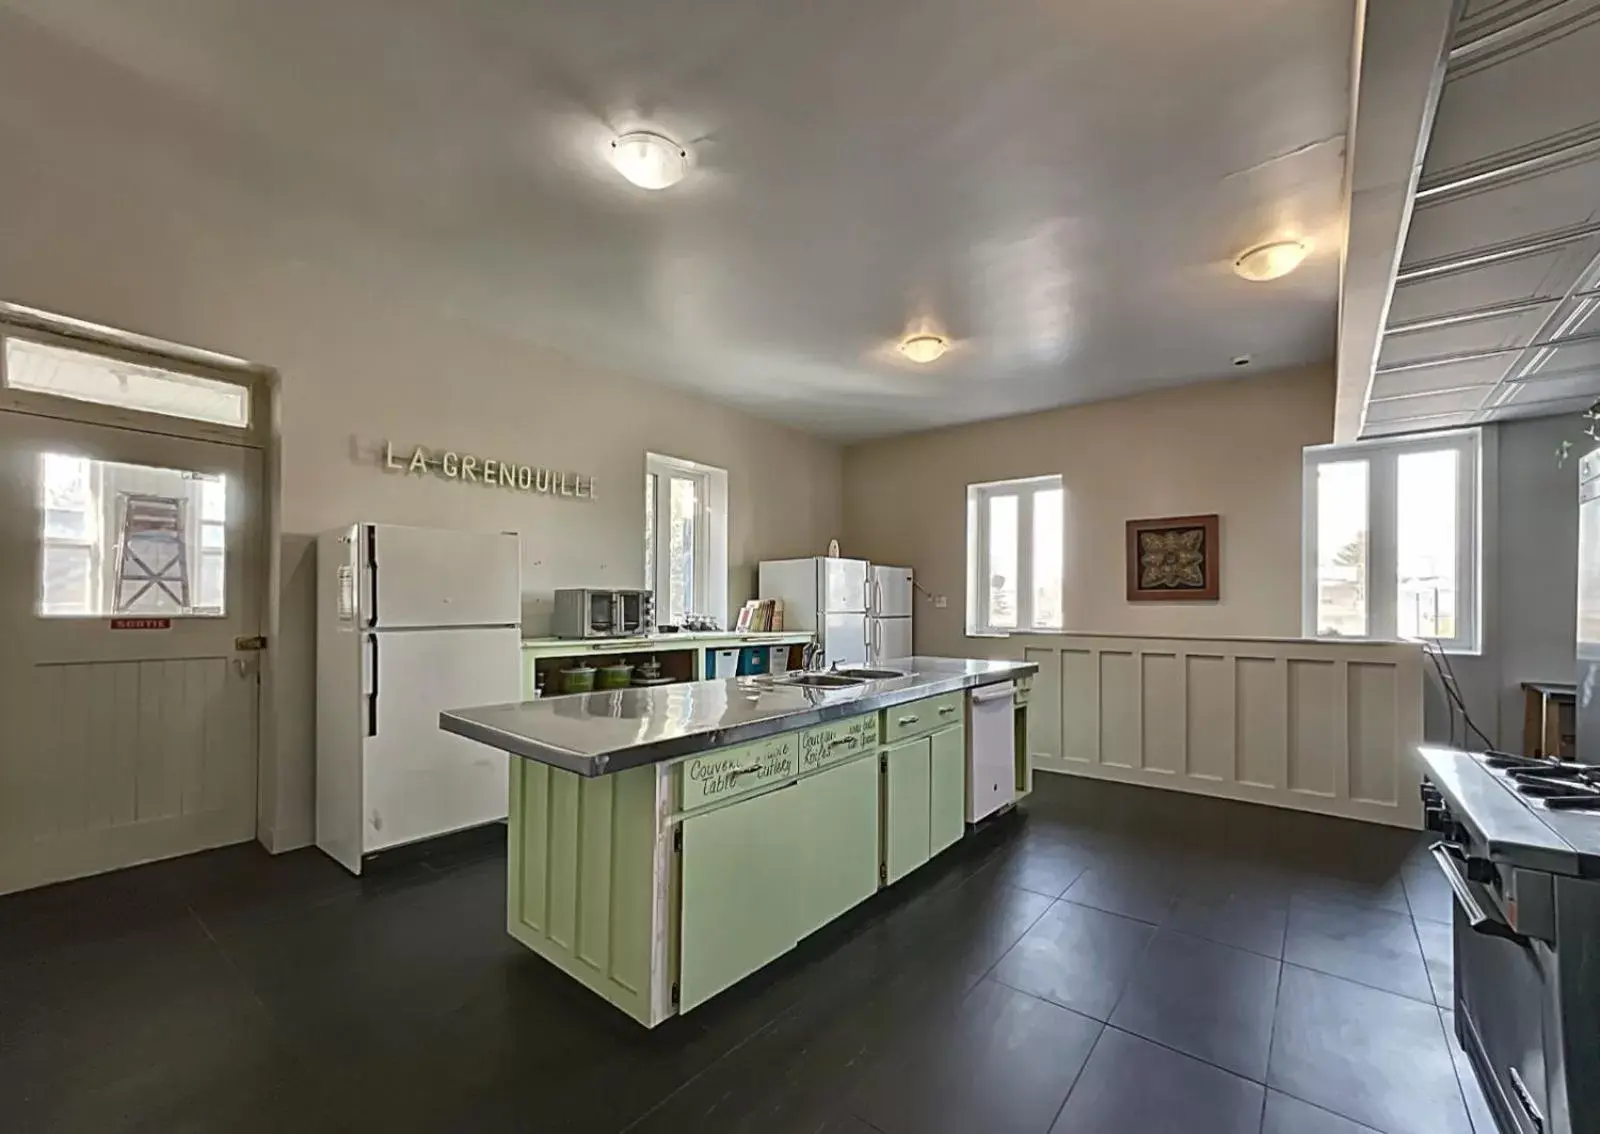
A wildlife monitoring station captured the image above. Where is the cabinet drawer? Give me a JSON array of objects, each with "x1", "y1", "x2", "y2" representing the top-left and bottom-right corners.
[
  {"x1": 797, "y1": 713, "x2": 876, "y2": 774},
  {"x1": 881, "y1": 692, "x2": 965, "y2": 745},
  {"x1": 677, "y1": 733, "x2": 798, "y2": 812}
]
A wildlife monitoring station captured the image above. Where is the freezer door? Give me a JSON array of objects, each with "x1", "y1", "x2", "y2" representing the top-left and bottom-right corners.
[
  {"x1": 366, "y1": 524, "x2": 521, "y2": 628},
  {"x1": 820, "y1": 558, "x2": 869, "y2": 613},
  {"x1": 365, "y1": 625, "x2": 521, "y2": 852},
  {"x1": 872, "y1": 617, "x2": 913, "y2": 665},
  {"x1": 820, "y1": 612, "x2": 869, "y2": 667},
  {"x1": 871, "y1": 566, "x2": 914, "y2": 618}
]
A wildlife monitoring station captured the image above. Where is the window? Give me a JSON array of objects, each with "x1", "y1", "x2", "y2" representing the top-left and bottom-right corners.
[
  {"x1": 5, "y1": 336, "x2": 250, "y2": 428},
  {"x1": 967, "y1": 475, "x2": 1065, "y2": 635},
  {"x1": 645, "y1": 453, "x2": 728, "y2": 626},
  {"x1": 1302, "y1": 430, "x2": 1480, "y2": 651},
  {"x1": 36, "y1": 453, "x2": 228, "y2": 617}
]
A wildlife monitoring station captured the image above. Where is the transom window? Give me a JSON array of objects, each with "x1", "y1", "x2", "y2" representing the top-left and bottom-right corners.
[{"x1": 5, "y1": 336, "x2": 250, "y2": 428}]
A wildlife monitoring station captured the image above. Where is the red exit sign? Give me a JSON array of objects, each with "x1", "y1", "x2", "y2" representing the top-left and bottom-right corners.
[{"x1": 110, "y1": 617, "x2": 172, "y2": 630}]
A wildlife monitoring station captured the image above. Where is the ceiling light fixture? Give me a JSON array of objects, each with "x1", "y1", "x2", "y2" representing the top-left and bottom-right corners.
[
  {"x1": 609, "y1": 131, "x2": 690, "y2": 190},
  {"x1": 1233, "y1": 239, "x2": 1309, "y2": 282},
  {"x1": 898, "y1": 334, "x2": 949, "y2": 364}
]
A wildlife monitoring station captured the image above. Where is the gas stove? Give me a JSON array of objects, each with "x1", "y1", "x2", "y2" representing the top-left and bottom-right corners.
[
  {"x1": 1480, "y1": 750, "x2": 1600, "y2": 811},
  {"x1": 1418, "y1": 746, "x2": 1600, "y2": 1134}
]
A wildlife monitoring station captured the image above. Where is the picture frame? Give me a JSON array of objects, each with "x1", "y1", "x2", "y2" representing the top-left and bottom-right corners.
[{"x1": 1126, "y1": 513, "x2": 1220, "y2": 602}]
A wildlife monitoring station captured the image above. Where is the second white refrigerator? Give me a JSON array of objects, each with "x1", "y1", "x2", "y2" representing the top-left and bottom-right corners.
[{"x1": 869, "y1": 565, "x2": 914, "y2": 665}]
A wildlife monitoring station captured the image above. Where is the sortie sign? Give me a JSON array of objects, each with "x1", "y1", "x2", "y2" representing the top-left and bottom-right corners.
[
  {"x1": 110, "y1": 617, "x2": 171, "y2": 630},
  {"x1": 383, "y1": 442, "x2": 595, "y2": 500}
]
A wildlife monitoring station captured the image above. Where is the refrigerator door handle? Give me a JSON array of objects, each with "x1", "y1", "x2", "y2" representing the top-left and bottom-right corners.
[
  {"x1": 364, "y1": 525, "x2": 379, "y2": 628},
  {"x1": 366, "y1": 634, "x2": 379, "y2": 738}
]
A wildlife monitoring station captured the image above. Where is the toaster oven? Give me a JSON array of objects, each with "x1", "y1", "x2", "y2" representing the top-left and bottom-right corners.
[{"x1": 552, "y1": 588, "x2": 655, "y2": 638}]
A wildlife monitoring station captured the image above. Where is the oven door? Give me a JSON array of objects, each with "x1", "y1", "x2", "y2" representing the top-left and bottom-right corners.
[
  {"x1": 585, "y1": 591, "x2": 615, "y2": 636},
  {"x1": 1439, "y1": 846, "x2": 1552, "y2": 1134},
  {"x1": 614, "y1": 592, "x2": 645, "y2": 635}
]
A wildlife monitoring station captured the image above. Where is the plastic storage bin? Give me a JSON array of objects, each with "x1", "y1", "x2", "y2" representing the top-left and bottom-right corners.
[
  {"x1": 707, "y1": 648, "x2": 740, "y2": 678},
  {"x1": 738, "y1": 648, "x2": 769, "y2": 676}
]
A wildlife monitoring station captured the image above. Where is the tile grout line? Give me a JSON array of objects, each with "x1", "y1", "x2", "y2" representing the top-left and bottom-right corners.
[{"x1": 1259, "y1": 932, "x2": 1289, "y2": 1131}]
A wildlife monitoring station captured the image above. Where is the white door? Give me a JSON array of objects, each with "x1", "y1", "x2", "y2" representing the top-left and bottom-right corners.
[
  {"x1": 366, "y1": 524, "x2": 521, "y2": 629},
  {"x1": 0, "y1": 412, "x2": 263, "y2": 894},
  {"x1": 873, "y1": 617, "x2": 913, "y2": 665},
  {"x1": 871, "y1": 566, "x2": 914, "y2": 618},
  {"x1": 365, "y1": 625, "x2": 520, "y2": 852},
  {"x1": 820, "y1": 558, "x2": 869, "y2": 613}
]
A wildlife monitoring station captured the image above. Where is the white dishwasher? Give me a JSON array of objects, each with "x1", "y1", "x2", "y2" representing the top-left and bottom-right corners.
[{"x1": 967, "y1": 682, "x2": 1016, "y2": 822}]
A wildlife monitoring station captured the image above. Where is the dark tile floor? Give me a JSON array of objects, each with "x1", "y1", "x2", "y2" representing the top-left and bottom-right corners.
[{"x1": 0, "y1": 776, "x2": 1495, "y2": 1134}]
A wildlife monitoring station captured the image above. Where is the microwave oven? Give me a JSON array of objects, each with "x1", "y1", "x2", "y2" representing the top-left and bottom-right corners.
[{"x1": 552, "y1": 588, "x2": 655, "y2": 638}]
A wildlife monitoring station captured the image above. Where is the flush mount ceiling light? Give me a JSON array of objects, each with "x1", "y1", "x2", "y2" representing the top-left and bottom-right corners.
[
  {"x1": 609, "y1": 131, "x2": 690, "y2": 190},
  {"x1": 898, "y1": 334, "x2": 949, "y2": 364},
  {"x1": 1233, "y1": 239, "x2": 1309, "y2": 282}
]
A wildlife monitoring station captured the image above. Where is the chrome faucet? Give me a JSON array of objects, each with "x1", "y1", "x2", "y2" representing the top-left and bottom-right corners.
[{"x1": 800, "y1": 642, "x2": 823, "y2": 672}]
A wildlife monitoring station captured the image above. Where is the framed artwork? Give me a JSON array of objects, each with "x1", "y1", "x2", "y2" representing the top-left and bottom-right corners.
[{"x1": 1126, "y1": 514, "x2": 1220, "y2": 602}]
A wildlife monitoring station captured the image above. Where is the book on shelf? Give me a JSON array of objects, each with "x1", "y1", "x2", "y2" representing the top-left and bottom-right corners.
[{"x1": 735, "y1": 599, "x2": 784, "y2": 632}]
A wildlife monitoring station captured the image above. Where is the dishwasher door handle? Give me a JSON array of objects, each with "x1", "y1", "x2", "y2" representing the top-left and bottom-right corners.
[{"x1": 1430, "y1": 842, "x2": 1525, "y2": 943}]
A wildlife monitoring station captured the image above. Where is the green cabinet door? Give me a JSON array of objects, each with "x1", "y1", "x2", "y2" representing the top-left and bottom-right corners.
[
  {"x1": 793, "y1": 753, "x2": 880, "y2": 940},
  {"x1": 929, "y1": 725, "x2": 966, "y2": 856},
  {"x1": 884, "y1": 736, "x2": 932, "y2": 884},
  {"x1": 678, "y1": 783, "x2": 799, "y2": 1010}
]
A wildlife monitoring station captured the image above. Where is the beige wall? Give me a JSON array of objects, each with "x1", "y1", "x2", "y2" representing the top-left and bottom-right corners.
[
  {"x1": 0, "y1": 173, "x2": 841, "y2": 851},
  {"x1": 842, "y1": 365, "x2": 1335, "y2": 655}
]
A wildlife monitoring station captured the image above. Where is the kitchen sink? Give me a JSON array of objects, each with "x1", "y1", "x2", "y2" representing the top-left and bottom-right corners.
[
  {"x1": 777, "y1": 673, "x2": 866, "y2": 689},
  {"x1": 834, "y1": 668, "x2": 906, "y2": 680}
]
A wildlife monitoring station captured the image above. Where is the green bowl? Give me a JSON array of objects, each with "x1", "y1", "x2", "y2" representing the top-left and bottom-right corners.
[{"x1": 560, "y1": 666, "x2": 596, "y2": 694}]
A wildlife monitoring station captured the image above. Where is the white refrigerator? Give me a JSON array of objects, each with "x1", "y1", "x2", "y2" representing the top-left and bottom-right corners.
[
  {"x1": 316, "y1": 523, "x2": 523, "y2": 874},
  {"x1": 758, "y1": 557, "x2": 869, "y2": 668},
  {"x1": 869, "y1": 565, "x2": 914, "y2": 665}
]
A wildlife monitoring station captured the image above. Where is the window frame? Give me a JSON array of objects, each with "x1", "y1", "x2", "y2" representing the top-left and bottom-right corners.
[
  {"x1": 966, "y1": 474, "x2": 1065, "y2": 636},
  {"x1": 1301, "y1": 429, "x2": 1482, "y2": 653},
  {"x1": 0, "y1": 319, "x2": 269, "y2": 448},
  {"x1": 645, "y1": 452, "x2": 729, "y2": 626}
]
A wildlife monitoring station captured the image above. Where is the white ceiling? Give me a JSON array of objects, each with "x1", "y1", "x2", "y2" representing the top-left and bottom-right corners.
[
  {"x1": 0, "y1": 0, "x2": 1354, "y2": 441},
  {"x1": 1354, "y1": 0, "x2": 1600, "y2": 438}
]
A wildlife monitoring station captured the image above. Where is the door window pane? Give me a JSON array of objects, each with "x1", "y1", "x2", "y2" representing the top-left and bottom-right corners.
[
  {"x1": 1397, "y1": 449, "x2": 1459, "y2": 641},
  {"x1": 41, "y1": 544, "x2": 92, "y2": 614},
  {"x1": 6, "y1": 338, "x2": 250, "y2": 427},
  {"x1": 36, "y1": 454, "x2": 227, "y2": 617},
  {"x1": 668, "y1": 475, "x2": 698, "y2": 621},
  {"x1": 1315, "y1": 461, "x2": 1368, "y2": 637},
  {"x1": 987, "y1": 495, "x2": 1018, "y2": 629},
  {"x1": 1031, "y1": 487, "x2": 1063, "y2": 629}
]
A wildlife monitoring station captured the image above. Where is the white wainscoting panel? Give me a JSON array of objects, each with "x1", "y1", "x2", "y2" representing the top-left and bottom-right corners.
[{"x1": 1015, "y1": 635, "x2": 1425, "y2": 828}]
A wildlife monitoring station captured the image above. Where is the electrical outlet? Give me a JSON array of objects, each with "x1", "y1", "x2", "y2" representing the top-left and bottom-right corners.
[{"x1": 934, "y1": 595, "x2": 948, "y2": 609}]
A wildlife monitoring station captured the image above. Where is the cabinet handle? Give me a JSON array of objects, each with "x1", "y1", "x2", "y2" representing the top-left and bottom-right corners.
[
  {"x1": 897, "y1": 714, "x2": 919, "y2": 726},
  {"x1": 938, "y1": 706, "x2": 957, "y2": 715},
  {"x1": 729, "y1": 763, "x2": 764, "y2": 777},
  {"x1": 828, "y1": 735, "x2": 858, "y2": 748}
]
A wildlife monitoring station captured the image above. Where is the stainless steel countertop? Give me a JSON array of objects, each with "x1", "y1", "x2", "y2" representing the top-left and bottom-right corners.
[
  {"x1": 1419, "y1": 746, "x2": 1600, "y2": 876},
  {"x1": 440, "y1": 656, "x2": 1037, "y2": 777}
]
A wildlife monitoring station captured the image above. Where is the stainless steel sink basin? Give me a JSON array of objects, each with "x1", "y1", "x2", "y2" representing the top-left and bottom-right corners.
[
  {"x1": 834, "y1": 668, "x2": 906, "y2": 680},
  {"x1": 777, "y1": 673, "x2": 866, "y2": 689}
]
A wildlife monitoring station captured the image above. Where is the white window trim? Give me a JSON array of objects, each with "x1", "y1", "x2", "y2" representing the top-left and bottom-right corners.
[
  {"x1": 967, "y1": 474, "x2": 1064, "y2": 636},
  {"x1": 646, "y1": 452, "x2": 729, "y2": 626},
  {"x1": 1301, "y1": 429, "x2": 1482, "y2": 653}
]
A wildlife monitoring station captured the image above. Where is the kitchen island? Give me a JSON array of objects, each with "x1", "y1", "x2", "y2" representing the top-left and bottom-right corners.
[{"x1": 441, "y1": 656, "x2": 1036, "y2": 1026}]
